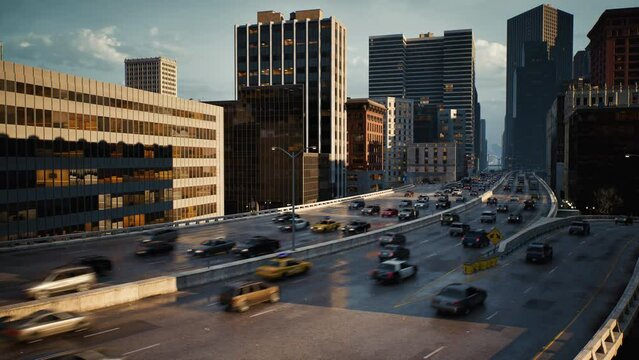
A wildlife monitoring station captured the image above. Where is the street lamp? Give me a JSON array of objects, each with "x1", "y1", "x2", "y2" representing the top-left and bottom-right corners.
[{"x1": 272, "y1": 145, "x2": 317, "y2": 251}]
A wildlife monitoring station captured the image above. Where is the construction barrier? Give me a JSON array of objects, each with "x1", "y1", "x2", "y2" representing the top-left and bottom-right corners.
[{"x1": 463, "y1": 255, "x2": 499, "y2": 275}]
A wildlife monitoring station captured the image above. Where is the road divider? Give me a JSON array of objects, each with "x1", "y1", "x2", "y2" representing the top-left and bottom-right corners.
[{"x1": 463, "y1": 255, "x2": 499, "y2": 275}]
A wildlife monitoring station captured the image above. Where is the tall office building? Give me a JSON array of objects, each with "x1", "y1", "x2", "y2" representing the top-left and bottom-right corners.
[
  {"x1": 479, "y1": 119, "x2": 488, "y2": 171},
  {"x1": 587, "y1": 7, "x2": 639, "y2": 88},
  {"x1": 369, "y1": 30, "x2": 476, "y2": 170},
  {"x1": 0, "y1": 60, "x2": 223, "y2": 241},
  {"x1": 125, "y1": 57, "x2": 178, "y2": 97},
  {"x1": 503, "y1": 4, "x2": 573, "y2": 169},
  {"x1": 235, "y1": 9, "x2": 347, "y2": 199},
  {"x1": 573, "y1": 50, "x2": 591, "y2": 80},
  {"x1": 373, "y1": 97, "x2": 413, "y2": 187}
]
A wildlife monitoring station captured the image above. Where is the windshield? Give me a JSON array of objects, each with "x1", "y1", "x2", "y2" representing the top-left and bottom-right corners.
[
  {"x1": 439, "y1": 288, "x2": 464, "y2": 299},
  {"x1": 377, "y1": 264, "x2": 395, "y2": 272}
]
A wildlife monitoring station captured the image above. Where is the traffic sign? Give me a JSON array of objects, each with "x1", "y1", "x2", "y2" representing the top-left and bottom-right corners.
[{"x1": 487, "y1": 227, "x2": 503, "y2": 245}]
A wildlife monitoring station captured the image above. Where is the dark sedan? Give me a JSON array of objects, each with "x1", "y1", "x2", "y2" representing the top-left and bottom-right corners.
[
  {"x1": 507, "y1": 213, "x2": 523, "y2": 224},
  {"x1": 70, "y1": 255, "x2": 112, "y2": 276},
  {"x1": 461, "y1": 230, "x2": 489, "y2": 248},
  {"x1": 232, "y1": 237, "x2": 280, "y2": 258},
  {"x1": 615, "y1": 216, "x2": 634, "y2": 225},
  {"x1": 272, "y1": 212, "x2": 300, "y2": 223},
  {"x1": 187, "y1": 239, "x2": 236, "y2": 257},
  {"x1": 378, "y1": 245, "x2": 410, "y2": 262},
  {"x1": 431, "y1": 283, "x2": 487, "y2": 315},
  {"x1": 341, "y1": 221, "x2": 371, "y2": 234},
  {"x1": 136, "y1": 240, "x2": 174, "y2": 256}
]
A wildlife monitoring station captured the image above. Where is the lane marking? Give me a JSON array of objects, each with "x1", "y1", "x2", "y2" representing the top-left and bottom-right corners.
[
  {"x1": 28, "y1": 339, "x2": 43, "y2": 344},
  {"x1": 524, "y1": 286, "x2": 533, "y2": 294},
  {"x1": 567, "y1": 251, "x2": 573, "y2": 256},
  {"x1": 485, "y1": 311, "x2": 499, "y2": 320},
  {"x1": 423, "y1": 346, "x2": 445, "y2": 359},
  {"x1": 206, "y1": 302, "x2": 218, "y2": 307},
  {"x1": 419, "y1": 239, "x2": 431, "y2": 245},
  {"x1": 147, "y1": 261, "x2": 165, "y2": 265},
  {"x1": 455, "y1": 243, "x2": 462, "y2": 247},
  {"x1": 84, "y1": 327, "x2": 120, "y2": 338},
  {"x1": 249, "y1": 308, "x2": 278, "y2": 318},
  {"x1": 426, "y1": 253, "x2": 438, "y2": 258},
  {"x1": 122, "y1": 343, "x2": 161, "y2": 356},
  {"x1": 579, "y1": 240, "x2": 586, "y2": 245},
  {"x1": 548, "y1": 266, "x2": 558, "y2": 275}
]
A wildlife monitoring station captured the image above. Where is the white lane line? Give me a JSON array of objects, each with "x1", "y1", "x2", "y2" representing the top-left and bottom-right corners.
[
  {"x1": 485, "y1": 311, "x2": 499, "y2": 320},
  {"x1": 122, "y1": 343, "x2": 161, "y2": 356},
  {"x1": 549, "y1": 266, "x2": 558, "y2": 274},
  {"x1": 249, "y1": 308, "x2": 278, "y2": 318},
  {"x1": 419, "y1": 239, "x2": 430, "y2": 245},
  {"x1": 524, "y1": 286, "x2": 533, "y2": 294},
  {"x1": 28, "y1": 339, "x2": 43, "y2": 344},
  {"x1": 147, "y1": 261, "x2": 165, "y2": 265},
  {"x1": 84, "y1": 327, "x2": 120, "y2": 338},
  {"x1": 423, "y1": 346, "x2": 445, "y2": 359},
  {"x1": 455, "y1": 243, "x2": 462, "y2": 247},
  {"x1": 426, "y1": 253, "x2": 438, "y2": 258},
  {"x1": 579, "y1": 240, "x2": 586, "y2": 245},
  {"x1": 206, "y1": 302, "x2": 218, "y2": 307}
]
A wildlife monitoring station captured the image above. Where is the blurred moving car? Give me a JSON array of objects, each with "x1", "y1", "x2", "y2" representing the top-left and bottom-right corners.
[
  {"x1": 348, "y1": 200, "x2": 365, "y2": 210},
  {"x1": 404, "y1": 190, "x2": 415, "y2": 197},
  {"x1": 398, "y1": 208, "x2": 419, "y2": 221},
  {"x1": 431, "y1": 283, "x2": 487, "y2": 315},
  {"x1": 361, "y1": 205, "x2": 381, "y2": 216},
  {"x1": 449, "y1": 222, "x2": 470, "y2": 237},
  {"x1": 218, "y1": 281, "x2": 280, "y2": 312},
  {"x1": 461, "y1": 229, "x2": 490, "y2": 248},
  {"x1": 381, "y1": 208, "x2": 399, "y2": 217},
  {"x1": 340, "y1": 221, "x2": 371, "y2": 234},
  {"x1": 311, "y1": 219, "x2": 341, "y2": 232},
  {"x1": 135, "y1": 240, "x2": 174, "y2": 256},
  {"x1": 255, "y1": 255, "x2": 312, "y2": 280},
  {"x1": 2, "y1": 310, "x2": 91, "y2": 342},
  {"x1": 523, "y1": 199, "x2": 536, "y2": 210},
  {"x1": 399, "y1": 200, "x2": 413, "y2": 207},
  {"x1": 568, "y1": 221, "x2": 591, "y2": 235},
  {"x1": 187, "y1": 239, "x2": 236, "y2": 257},
  {"x1": 378, "y1": 245, "x2": 410, "y2": 262},
  {"x1": 615, "y1": 216, "x2": 634, "y2": 225},
  {"x1": 509, "y1": 196, "x2": 520, "y2": 203},
  {"x1": 440, "y1": 212, "x2": 460, "y2": 225},
  {"x1": 455, "y1": 196, "x2": 466, "y2": 203},
  {"x1": 26, "y1": 266, "x2": 96, "y2": 300},
  {"x1": 415, "y1": 200, "x2": 429, "y2": 209},
  {"x1": 435, "y1": 198, "x2": 451, "y2": 209},
  {"x1": 507, "y1": 212, "x2": 523, "y2": 224},
  {"x1": 496, "y1": 204, "x2": 509, "y2": 213},
  {"x1": 370, "y1": 260, "x2": 417, "y2": 284},
  {"x1": 379, "y1": 232, "x2": 407, "y2": 246},
  {"x1": 69, "y1": 255, "x2": 112, "y2": 277},
  {"x1": 279, "y1": 218, "x2": 310, "y2": 232},
  {"x1": 480, "y1": 211, "x2": 497, "y2": 223},
  {"x1": 143, "y1": 229, "x2": 178, "y2": 243},
  {"x1": 526, "y1": 242, "x2": 553, "y2": 263},
  {"x1": 418, "y1": 194, "x2": 429, "y2": 201},
  {"x1": 232, "y1": 237, "x2": 280, "y2": 257},
  {"x1": 470, "y1": 190, "x2": 479, "y2": 196},
  {"x1": 272, "y1": 212, "x2": 300, "y2": 223},
  {"x1": 487, "y1": 197, "x2": 498, "y2": 205}
]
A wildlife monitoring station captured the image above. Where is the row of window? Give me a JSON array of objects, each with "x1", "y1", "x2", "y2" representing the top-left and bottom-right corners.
[
  {"x1": 0, "y1": 105, "x2": 216, "y2": 140},
  {"x1": 0, "y1": 78, "x2": 215, "y2": 121}
]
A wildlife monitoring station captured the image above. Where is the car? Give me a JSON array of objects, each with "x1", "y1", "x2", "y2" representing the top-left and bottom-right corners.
[
  {"x1": 349, "y1": 200, "x2": 366, "y2": 210},
  {"x1": 279, "y1": 218, "x2": 310, "y2": 232},
  {"x1": 507, "y1": 213, "x2": 523, "y2": 224},
  {"x1": 398, "y1": 208, "x2": 419, "y2": 221},
  {"x1": 272, "y1": 212, "x2": 300, "y2": 223},
  {"x1": 443, "y1": 188, "x2": 452, "y2": 194},
  {"x1": 526, "y1": 242, "x2": 553, "y2": 263},
  {"x1": 2, "y1": 310, "x2": 91, "y2": 342},
  {"x1": 68, "y1": 255, "x2": 112, "y2": 276},
  {"x1": 449, "y1": 222, "x2": 470, "y2": 237},
  {"x1": 143, "y1": 229, "x2": 178, "y2": 243},
  {"x1": 523, "y1": 200, "x2": 536, "y2": 210},
  {"x1": 461, "y1": 230, "x2": 490, "y2": 248},
  {"x1": 510, "y1": 196, "x2": 520, "y2": 203},
  {"x1": 370, "y1": 260, "x2": 418, "y2": 283},
  {"x1": 404, "y1": 190, "x2": 414, "y2": 197},
  {"x1": 615, "y1": 216, "x2": 634, "y2": 225},
  {"x1": 340, "y1": 221, "x2": 371, "y2": 234},
  {"x1": 469, "y1": 190, "x2": 479, "y2": 196},
  {"x1": 255, "y1": 255, "x2": 312, "y2": 280},
  {"x1": 378, "y1": 245, "x2": 410, "y2": 262},
  {"x1": 25, "y1": 266, "x2": 97, "y2": 300},
  {"x1": 381, "y1": 208, "x2": 399, "y2": 217},
  {"x1": 434, "y1": 191, "x2": 444, "y2": 197},
  {"x1": 455, "y1": 196, "x2": 466, "y2": 203},
  {"x1": 361, "y1": 205, "x2": 381, "y2": 216},
  {"x1": 480, "y1": 211, "x2": 497, "y2": 223},
  {"x1": 435, "y1": 199, "x2": 451, "y2": 209},
  {"x1": 418, "y1": 194, "x2": 430, "y2": 201},
  {"x1": 431, "y1": 283, "x2": 487, "y2": 315},
  {"x1": 399, "y1": 200, "x2": 413, "y2": 208},
  {"x1": 232, "y1": 237, "x2": 280, "y2": 257},
  {"x1": 415, "y1": 200, "x2": 429, "y2": 209},
  {"x1": 496, "y1": 204, "x2": 509, "y2": 213},
  {"x1": 440, "y1": 212, "x2": 460, "y2": 225},
  {"x1": 486, "y1": 197, "x2": 498, "y2": 205},
  {"x1": 218, "y1": 281, "x2": 280, "y2": 312},
  {"x1": 136, "y1": 240, "x2": 174, "y2": 256},
  {"x1": 569, "y1": 221, "x2": 591, "y2": 235},
  {"x1": 187, "y1": 239, "x2": 236, "y2": 257},
  {"x1": 311, "y1": 219, "x2": 341, "y2": 232},
  {"x1": 379, "y1": 232, "x2": 407, "y2": 246}
]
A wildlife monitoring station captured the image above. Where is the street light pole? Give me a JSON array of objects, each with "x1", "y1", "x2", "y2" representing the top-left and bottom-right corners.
[{"x1": 272, "y1": 145, "x2": 317, "y2": 251}]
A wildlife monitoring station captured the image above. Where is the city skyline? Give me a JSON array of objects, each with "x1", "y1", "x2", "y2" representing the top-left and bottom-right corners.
[{"x1": 0, "y1": 0, "x2": 635, "y2": 149}]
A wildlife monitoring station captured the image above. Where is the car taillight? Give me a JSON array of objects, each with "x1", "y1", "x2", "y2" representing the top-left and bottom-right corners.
[
  {"x1": 476, "y1": 237, "x2": 480, "y2": 242},
  {"x1": 4, "y1": 329, "x2": 20, "y2": 337},
  {"x1": 389, "y1": 252, "x2": 394, "y2": 257},
  {"x1": 387, "y1": 272, "x2": 395, "y2": 279}
]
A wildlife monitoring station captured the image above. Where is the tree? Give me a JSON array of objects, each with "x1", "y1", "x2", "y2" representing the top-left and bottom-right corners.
[{"x1": 593, "y1": 187, "x2": 623, "y2": 215}]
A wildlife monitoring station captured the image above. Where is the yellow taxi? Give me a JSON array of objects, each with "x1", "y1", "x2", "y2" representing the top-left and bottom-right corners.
[
  {"x1": 255, "y1": 256, "x2": 312, "y2": 280},
  {"x1": 310, "y1": 219, "x2": 341, "y2": 233}
]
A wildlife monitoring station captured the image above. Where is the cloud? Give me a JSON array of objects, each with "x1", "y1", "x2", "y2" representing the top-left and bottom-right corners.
[
  {"x1": 475, "y1": 38, "x2": 506, "y2": 75},
  {"x1": 19, "y1": 42, "x2": 31, "y2": 48},
  {"x1": 350, "y1": 55, "x2": 368, "y2": 66},
  {"x1": 151, "y1": 40, "x2": 182, "y2": 55},
  {"x1": 73, "y1": 26, "x2": 128, "y2": 64},
  {"x1": 150, "y1": 26, "x2": 159, "y2": 36}
]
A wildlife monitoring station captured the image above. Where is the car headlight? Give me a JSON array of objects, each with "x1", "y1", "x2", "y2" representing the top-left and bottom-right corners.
[
  {"x1": 241, "y1": 249, "x2": 249, "y2": 252},
  {"x1": 195, "y1": 250, "x2": 203, "y2": 253}
]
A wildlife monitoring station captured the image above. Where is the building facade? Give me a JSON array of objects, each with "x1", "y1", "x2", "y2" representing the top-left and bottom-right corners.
[
  {"x1": 587, "y1": 7, "x2": 639, "y2": 89},
  {"x1": 346, "y1": 98, "x2": 385, "y2": 195},
  {"x1": 546, "y1": 93, "x2": 566, "y2": 198},
  {"x1": 125, "y1": 57, "x2": 178, "y2": 97},
  {"x1": 234, "y1": 9, "x2": 347, "y2": 200},
  {"x1": 406, "y1": 142, "x2": 464, "y2": 183},
  {"x1": 413, "y1": 101, "x2": 439, "y2": 143},
  {"x1": 207, "y1": 85, "x2": 318, "y2": 215},
  {"x1": 479, "y1": 119, "x2": 488, "y2": 172},
  {"x1": 369, "y1": 30, "x2": 476, "y2": 169},
  {"x1": 573, "y1": 50, "x2": 591, "y2": 80},
  {"x1": 373, "y1": 97, "x2": 413, "y2": 187},
  {"x1": 503, "y1": 4, "x2": 573, "y2": 169},
  {"x1": 0, "y1": 60, "x2": 223, "y2": 241}
]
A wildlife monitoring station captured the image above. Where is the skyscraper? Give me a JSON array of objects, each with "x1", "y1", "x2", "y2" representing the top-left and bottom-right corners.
[
  {"x1": 503, "y1": 4, "x2": 573, "y2": 169},
  {"x1": 369, "y1": 30, "x2": 476, "y2": 170},
  {"x1": 235, "y1": 9, "x2": 347, "y2": 199},
  {"x1": 573, "y1": 50, "x2": 591, "y2": 80},
  {"x1": 372, "y1": 97, "x2": 413, "y2": 188},
  {"x1": 125, "y1": 57, "x2": 178, "y2": 96}
]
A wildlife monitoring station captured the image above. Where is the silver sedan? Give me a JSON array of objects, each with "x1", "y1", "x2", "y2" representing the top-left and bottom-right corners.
[{"x1": 2, "y1": 310, "x2": 91, "y2": 342}]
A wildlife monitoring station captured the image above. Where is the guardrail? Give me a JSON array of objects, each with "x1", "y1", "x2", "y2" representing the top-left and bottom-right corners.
[
  {"x1": 535, "y1": 174, "x2": 558, "y2": 218},
  {"x1": 0, "y1": 184, "x2": 414, "y2": 252}
]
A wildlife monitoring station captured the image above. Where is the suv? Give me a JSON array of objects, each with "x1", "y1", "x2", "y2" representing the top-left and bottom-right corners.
[
  {"x1": 523, "y1": 200, "x2": 536, "y2": 210},
  {"x1": 25, "y1": 266, "x2": 96, "y2": 299},
  {"x1": 449, "y1": 222, "x2": 470, "y2": 237},
  {"x1": 378, "y1": 245, "x2": 410, "y2": 262},
  {"x1": 480, "y1": 211, "x2": 497, "y2": 223},
  {"x1": 398, "y1": 208, "x2": 419, "y2": 221},
  {"x1": 569, "y1": 221, "x2": 591, "y2": 236},
  {"x1": 435, "y1": 198, "x2": 451, "y2": 209},
  {"x1": 218, "y1": 281, "x2": 280, "y2": 312},
  {"x1": 361, "y1": 205, "x2": 381, "y2": 216},
  {"x1": 507, "y1": 212, "x2": 523, "y2": 224},
  {"x1": 441, "y1": 212, "x2": 460, "y2": 225},
  {"x1": 379, "y1": 233, "x2": 407, "y2": 246},
  {"x1": 486, "y1": 197, "x2": 498, "y2": 205},
  {"x1": 399, "y1": 200, "x2": 413, "y2": 208},
  {"x1": 496, "y1": 204, "x2": 509, "y2": 213},
  {"x1": 461, "y1": 230, "x2": 490, "y2": 248},
  {"x1": 232, "y1": 237, "x2": 280, "y2": 257},
  {"x1": 349, "y1": 200, "x2": 365, "y2": 210},
  {"x1": 145, "y1": 229, "x2": 178, "y2": 243},
  {"x1": 526, "y1": 242, "x2": 553, "y2": 263}
]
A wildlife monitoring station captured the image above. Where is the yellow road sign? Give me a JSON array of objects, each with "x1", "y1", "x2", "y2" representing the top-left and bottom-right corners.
[{"x1": 487, "y1": 227, "x2": 503, "y2": 245}]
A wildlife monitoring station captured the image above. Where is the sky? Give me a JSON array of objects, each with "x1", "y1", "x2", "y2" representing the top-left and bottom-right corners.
[{"x1": 1, "y1": 0, "x2": 636, "y2": 149}]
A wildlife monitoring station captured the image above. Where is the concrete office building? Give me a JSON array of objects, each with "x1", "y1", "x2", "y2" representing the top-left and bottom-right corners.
[
  {"x1": 0, "y1": 60, "x2": 224, "y2": 241},
  {"x1": 345, "y1": 98, "x2": 385, "y2": 195},
  {"x1": 413, "y1": 102, "x2": 439, "y2": 143},
  {"x1": 373, "y1": 97, "x2": 413, "y2": 188},
  {"x1": 369, "y1": 30, "x2": 477, "y2": 169},
  {"x1": 234, "y1": 9, "x2": 347, "y2": 200},
  {"x1": 503, "y1": 4, "x2": 573, "y2": 169},
  {"x1": 587, "y1": 7, "x2": 639, "y2": 88},
  {"x1": 479, "y1": 119, "x2": 488, "y2": 172},
  {"x1": 207, "y1": 85, "x2": 319, "y2": 215},
  {"x1": 125, "y1": 57, "x2": 178, "y2": 97},
  {"x1": 406, "y1": 142, "x2": 465, "y2": 183},
  {"x1": 438, "y1": 108, "x2": 466, "y2": 144},
  {"x1": 573, "y1": 50, "x2": 591, "y2": 80}
]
